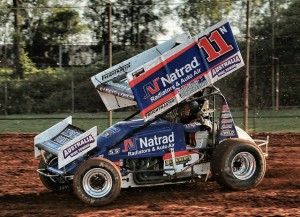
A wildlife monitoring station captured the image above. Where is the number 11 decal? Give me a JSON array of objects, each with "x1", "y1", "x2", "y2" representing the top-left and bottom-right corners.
[{"x1": 198, "y1": 30, "x2": 233, "y2": 62}]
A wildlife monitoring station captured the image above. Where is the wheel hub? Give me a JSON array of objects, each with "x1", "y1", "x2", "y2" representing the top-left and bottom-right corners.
[
  {"x1": 90, "y1": 174, "x2": 106, "y2": 190},
  {"x1": 231, "y1": 152, "x2": 256, "y2": 180},
  {"x1": 83, "y1": 168, "x2": 113, "y2": 198}
]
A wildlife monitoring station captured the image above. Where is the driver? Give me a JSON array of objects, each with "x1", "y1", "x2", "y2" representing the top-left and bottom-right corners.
[{"x1": 178, "y1": 101, "x2": 200, "y2": 124}]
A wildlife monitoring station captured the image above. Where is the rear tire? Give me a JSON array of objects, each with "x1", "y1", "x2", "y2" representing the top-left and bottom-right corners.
[
  {"x1": 73, "y1": 158, "x2": 122, "y2": 206},
  {"x1": 211, "y1": 138, "x2": 266, "y2": 190},
  {"x1": 38, "y1": 153, "x2": 70, "y2": 191}
]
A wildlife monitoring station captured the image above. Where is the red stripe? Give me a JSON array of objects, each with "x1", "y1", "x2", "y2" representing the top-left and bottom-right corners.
[
  {"x1": 129, "y1": 62, "x2": 164, "y2": 87},
  {"x1": 163, "y1": 150, "x2": 191, "y2": 160},
  {"x1": 139, "y1": 70, "x2": 208, "y2": 118},
  {"x1": 129, "y1": 42, "x2": 197, "y2": 88},
  {"x1": 140, "y1": 92, "x2": 175, "y2": 116},
  {"x1": 139, "y1": 70, "x2": 209, "y2": 118}
]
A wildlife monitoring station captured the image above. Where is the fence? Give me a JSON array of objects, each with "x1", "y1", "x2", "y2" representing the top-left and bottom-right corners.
[
  {"x1": 0, "y1": 1, "x2": 299, "y2": 132},
  {"x1": 0, "y1": 70, "x2": 105, "y2": 115},
  {"x1": 0, "y1": 107, "x2": 299, "y2": 133},
  {"x1": 1, "y1": 62, "x2": 300, "y2": 115}
]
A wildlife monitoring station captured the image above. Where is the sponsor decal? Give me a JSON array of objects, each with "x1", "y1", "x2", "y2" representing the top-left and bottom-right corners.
[
  {"x1": 101, "y1": 62, "x2": 131, "y2": 81},
  {"x1": 143, "y1": 77, "x2": 161, "y2": 99},
  {"x1": 141, "y1": 56, "x2": 201, "y2": 100},
  {"x1": 218, "y1": 101, "x2": 238, "y2": 140},
  {"x1": 222, "y1": 105, "x2": 230, "y2": 112},
  {"x1": 165, "y1": 56, "x2": 200, "y2": 85},
  {"x1": 108, "y1": 148, "x2": 121, "y2": 155},
  {"x1": 131, "y1": 68, "x2": 145, "y2": 78},
  {"x1": 102, "y1": 126, "x2": 121, "y2": 138},
  {"x1": 139, "y1": 132, "x2": 174, "y2": 148},
  {"x1": 53, "y1": 135, "x2": 71, "y2": 145},
  {"x1": 221, "y1": 119, "x2": 233, "y2": 124},
  {"x1": 184, "y1": 122, "x2": 202, "y2": 128},
  {"x1": 109, "y1": 81, "x2": 132, "y2": 91},
  {"x1": 148, "y1": 86, "x2": 173, "y2": 103},
  {"x1": 63, "y1": 134, "x2": 95, "y2": 159},
  {"x1": 98, "y1": 86, "x2": 134, "y2": 100},
  {"x1": 221, "y1": 113, "x2": 231, "y2": 119},
  {"x1": 221, "y1": 123, "x2": 233, "y2": 129},
  {"x1": 165, "y1": 155, "x2": 192, "y2": 166},
  {"x1": 144, "y1": 97, "x2": 176, "y2": 119},
  {"x1": 122, "y1": 139, "x2": 137, "y2": 152},
  {"x1": 198, "y1": 27, "x2": 234, "y2": 62},
  {"x1": 123, "y1": 132, "x2": 175, "y2": 156},
  {"x1": 220, "y1": 129, "x2": 236, "y2": 137},
  {"x1": 211, "y1": 55, "x2": 241, "y2": 78},
  {"x1": 178, "y1": 77, "x2": 208, "y2": 99},
  {"x1": 128, "y1": 149, "x2": 152, "y2": 156},
  {"x1": 61, "y1": 128, "x2": 82, "y2": 139}
]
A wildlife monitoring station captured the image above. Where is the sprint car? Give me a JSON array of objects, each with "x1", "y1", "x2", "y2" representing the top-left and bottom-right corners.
[{"x1": 34, "y1": 20, "x2": 268, "y2": 206}]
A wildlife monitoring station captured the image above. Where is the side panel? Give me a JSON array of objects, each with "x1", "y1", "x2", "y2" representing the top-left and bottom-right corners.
[
  {"x1": 58, "y1": 126, "x2": 97, "y2": 169},
  {"x1": 217, "y1": 100, "x2": 238, "y2": 143},
  {"x1": 103, "y1": 122, "x2": 186, "y2": 162}
]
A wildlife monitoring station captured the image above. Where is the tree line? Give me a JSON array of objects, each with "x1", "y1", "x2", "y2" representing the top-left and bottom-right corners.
[{"x1": 0, "y1": 0, "x2": 299, "y2": 113}]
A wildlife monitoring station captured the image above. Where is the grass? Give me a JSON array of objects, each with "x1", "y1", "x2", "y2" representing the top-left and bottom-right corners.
[
  {"x1": 0, "y1": 108, "x2": 299, "y2": 133},
  {"x1": 231, "y1": 107, "x2": 300, "y2": 132},
  {"x1": 0, "y1": 111, "x2": 135, "y2": 133}
]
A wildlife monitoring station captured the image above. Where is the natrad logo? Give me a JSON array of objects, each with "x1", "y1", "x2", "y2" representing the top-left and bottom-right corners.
[
  {"x1": 141, "y1": 56, "x2": 200, "y2": 99},
  {"x1": 143, "y1": 77, "x2": 161, "y2": 99}
]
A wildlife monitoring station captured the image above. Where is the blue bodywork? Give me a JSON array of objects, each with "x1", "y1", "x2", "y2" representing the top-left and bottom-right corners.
[
  {"x1": 40, "y1": 97, "x2": 240, "y2": 175},
  {"x1": 96, "y1": 119, "x2": 186, "y2": 162},
  {"x1": 60, "y1": 118, "x2": 187, "y2": 174}
]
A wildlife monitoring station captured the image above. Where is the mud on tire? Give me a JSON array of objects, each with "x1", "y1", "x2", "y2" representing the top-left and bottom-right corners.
[
  {"x1": 211, "y1": 138, "x2": 266, "y2": 190},
  {"x1": 73, "y1": 158, "x2": 122, "y2": 207}
]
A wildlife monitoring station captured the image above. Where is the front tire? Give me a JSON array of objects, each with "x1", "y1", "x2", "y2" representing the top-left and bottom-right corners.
[
  {"x1": 211, "y1": 138, "x2": 266, "y2": 190},
  {"x1": 73, "y1": 158, "x2": 122, "y2": 206}
]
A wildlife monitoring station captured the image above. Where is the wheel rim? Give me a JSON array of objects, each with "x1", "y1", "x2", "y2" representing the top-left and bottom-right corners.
[
  {"x1": 83, "y1": 168, "x2": 112, "y2": 198},
  {"x1": 231, "y1": 152, "x2": 256, "y2": 180}
]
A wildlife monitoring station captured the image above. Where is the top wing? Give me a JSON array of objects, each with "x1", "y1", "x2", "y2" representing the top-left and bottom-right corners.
[
  {"x1": 92, "y1": 20, "x2": 244, "y2": 122},
  {"x1": 127, "y1": 20, "x2": 244, "y2": 121},
  {"x1": 91, "y1": 32, "x2": 192, "y2": 111}
]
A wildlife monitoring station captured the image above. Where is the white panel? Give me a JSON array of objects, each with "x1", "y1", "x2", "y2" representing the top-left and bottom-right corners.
[
  {"x1": 58, "y1": 126, "x2": 97, "y2": 169},
  {"x1": 34, "y1": 116, "x2": 72, "y2": 158}
]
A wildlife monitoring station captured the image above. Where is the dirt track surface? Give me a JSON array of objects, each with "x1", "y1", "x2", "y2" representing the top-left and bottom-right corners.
[{"x1": 0, "y1": 132, "x2": 299, "y2": 217}]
